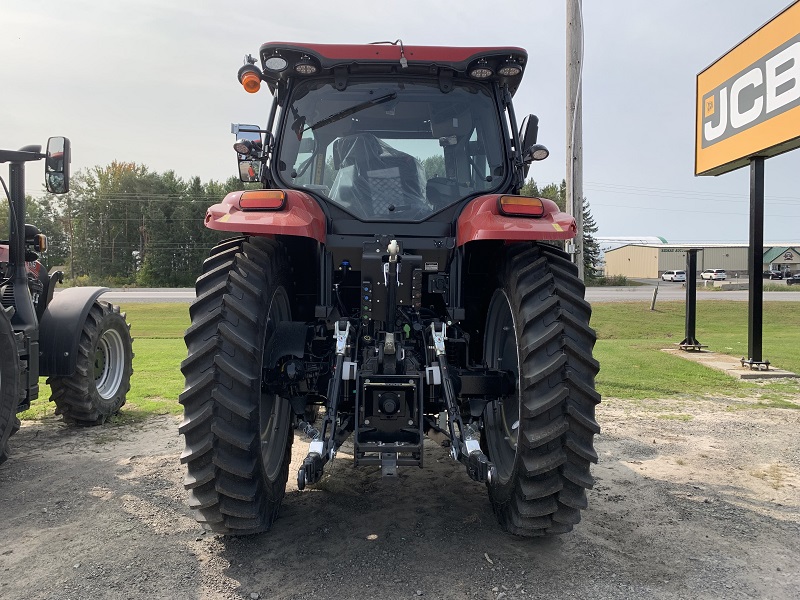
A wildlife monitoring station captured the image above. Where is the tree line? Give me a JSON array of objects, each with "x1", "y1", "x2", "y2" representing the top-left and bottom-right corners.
[{"x1": 2, "y1": 162, "x2": 600, "y2": 287}]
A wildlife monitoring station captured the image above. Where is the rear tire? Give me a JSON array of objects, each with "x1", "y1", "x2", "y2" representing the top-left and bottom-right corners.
[
  {"x1": 48, "y1": 301, "x2": 133, "y2": 425},
  {"x1": 0, "y1": 307, "x2": 22, "y2": 465},
  {"x1": 483, "y1": 244, "x2": 600, "y2": 536},
  {"x1": 180, "y1": 236, "x2": 294, "y2": 535}
]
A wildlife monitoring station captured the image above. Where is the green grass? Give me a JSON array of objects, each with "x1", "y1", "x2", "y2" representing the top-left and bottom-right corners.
[
  {"x1": 592, "y1": 301, "x2": 800, "y2": 406},
  {"x1": 18, "y1": 300, "x2": 800, "y2": 425}
]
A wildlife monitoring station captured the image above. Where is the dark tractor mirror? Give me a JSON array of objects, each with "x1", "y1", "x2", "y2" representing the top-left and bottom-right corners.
[
  {"x1": 519, "y1": 114, "x2": 539, "y2": 155},
  {"x1": 518, "y1": 115, "x2": 547, "y2": 176},
  {"x1": 45, "y1": 136, "x2": 70, "y2": 194}
]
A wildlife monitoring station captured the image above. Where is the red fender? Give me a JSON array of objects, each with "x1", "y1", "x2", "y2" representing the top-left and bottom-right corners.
[
  {"x1": 204, "y1": 190, "x2": 327, "y2": 243},
  {"x1": 456, "y1": 195, "x2": 577, "y2": 247}
]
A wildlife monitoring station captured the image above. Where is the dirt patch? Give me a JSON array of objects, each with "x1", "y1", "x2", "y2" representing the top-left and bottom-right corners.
[{"x1": 1, "y1": 398, "x2": 798, "y2": 600}]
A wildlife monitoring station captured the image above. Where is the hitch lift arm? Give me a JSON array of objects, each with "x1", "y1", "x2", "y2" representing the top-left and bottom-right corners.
[
  {"x1": 430, "y1": 322, "x2": 496, "y2": 484},
  {"x1": 297, "y1": 319, "x2": 352, "y2": 489}
]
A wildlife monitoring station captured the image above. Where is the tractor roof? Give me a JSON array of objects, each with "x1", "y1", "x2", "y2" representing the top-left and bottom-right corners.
[{"x1": 257, "y1": 42, "x2": 528, "y2": 95}]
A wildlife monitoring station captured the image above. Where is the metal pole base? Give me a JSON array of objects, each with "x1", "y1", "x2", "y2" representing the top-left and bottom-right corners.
[
  {"x1": 740, "y1": 358, "x2": 770, "y2": 371},
  {"x1": 678, "y1": 338, "x2": 707, "y2": 352}
]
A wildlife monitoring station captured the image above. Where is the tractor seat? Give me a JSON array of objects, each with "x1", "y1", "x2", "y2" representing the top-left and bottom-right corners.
[{"x1": 330, "y1": 133, "x2": 430, "y2": 219}]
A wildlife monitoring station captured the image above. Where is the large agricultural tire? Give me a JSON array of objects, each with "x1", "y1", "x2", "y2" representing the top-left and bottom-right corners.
[
  {"x1": 180, "y1": 236, "x2": 295, "y2": 535},
  {"x1": 482, "y1": 243, "x2": 600, "y2": 536},
  {"x1": 0, "y1": 307, "x2": 22, "y2": 465},
  {"x1": 48, "y1": 301, "x2": 133, "y2": 425}
]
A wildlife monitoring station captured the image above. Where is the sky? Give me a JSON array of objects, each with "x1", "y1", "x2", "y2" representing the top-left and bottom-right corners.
[{"x1": 2, "y1": 0, "x2": 798, "y2": 244}]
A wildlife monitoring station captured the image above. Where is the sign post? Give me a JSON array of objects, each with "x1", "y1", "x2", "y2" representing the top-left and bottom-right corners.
[
  {"x1": 695, "y1": 1, "x2": 800, "y2": 370},
  {"x1": 744, "y1": 157, "x2": 768, "y2": 369},
  {"x1": 679, "y1": 249, "x2": 706, "y2": 352}
]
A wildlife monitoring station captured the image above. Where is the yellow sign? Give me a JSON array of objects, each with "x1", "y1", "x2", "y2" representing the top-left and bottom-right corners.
[{"x1": 695, "y1": 1, "x2": 800, "y2": 176}]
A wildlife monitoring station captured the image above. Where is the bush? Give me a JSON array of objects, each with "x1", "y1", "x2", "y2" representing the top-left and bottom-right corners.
[{"x1": 587, "y1": 275, "x2": 635, "y2": 287}]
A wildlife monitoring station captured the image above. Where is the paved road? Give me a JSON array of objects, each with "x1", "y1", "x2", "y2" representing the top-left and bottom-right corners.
[
  {"x1": 55, "y1": 286, "x2": 800, "y2": 303},
  {"x1": 585, "y1": 285, "x2": 800, "y2": 302}
]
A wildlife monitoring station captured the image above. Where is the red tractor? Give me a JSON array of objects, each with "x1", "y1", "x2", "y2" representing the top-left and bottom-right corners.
[
  {"x1": 181, "y1": 42, "x2": 600, "y2": 536},
  {"x1": 0, "y1": 138, "x2": 133, "y2": 464}
]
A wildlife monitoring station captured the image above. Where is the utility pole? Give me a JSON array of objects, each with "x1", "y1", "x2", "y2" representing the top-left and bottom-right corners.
[{"x1": 566, "y1": 0, "x2": 585, "y2": 280}]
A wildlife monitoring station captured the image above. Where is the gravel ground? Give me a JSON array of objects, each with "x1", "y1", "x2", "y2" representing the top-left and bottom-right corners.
[{"x1": 0, "y1": 396, "x2": 798, "y2": 600}]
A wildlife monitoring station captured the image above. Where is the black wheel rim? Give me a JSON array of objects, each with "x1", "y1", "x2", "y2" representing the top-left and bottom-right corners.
[
  {"x1": 260, "y1": 286, "x2": 292, "y2": 482},
  {"x1": 483, "y1": 289, "x2": 521, "y2": 485}
]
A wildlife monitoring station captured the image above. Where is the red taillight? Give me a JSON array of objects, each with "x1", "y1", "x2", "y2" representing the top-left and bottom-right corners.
[
  {"x1": 498, "y1": 195, "x2": 545, "y2": 217},
  {"x1": 238, "y1": 190, "x2": 286, "y2": 211}
]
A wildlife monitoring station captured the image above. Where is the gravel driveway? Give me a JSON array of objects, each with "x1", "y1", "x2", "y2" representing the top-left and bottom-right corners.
[{"x1": 0, "y1": 395, "x2": 797, "y2": 600}]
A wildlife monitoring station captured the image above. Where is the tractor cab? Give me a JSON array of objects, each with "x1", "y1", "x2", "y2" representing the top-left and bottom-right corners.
[{"x1": 233, "y1": 43, "x2": 547, "y2": 221}]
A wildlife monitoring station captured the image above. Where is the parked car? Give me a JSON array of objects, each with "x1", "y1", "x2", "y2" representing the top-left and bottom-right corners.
[
  {"x1": 787, "y1": 273, "x2": 800, "y2": 285},
  {"x1": 662, "y1": 270, "x2": 686, "y2": 282},
  {"x1": 763, "y1": 270, "x2": 783, "y2": 280},
  {"x1": 701, "y1": 269, "x2": 727, "y2": 280}
]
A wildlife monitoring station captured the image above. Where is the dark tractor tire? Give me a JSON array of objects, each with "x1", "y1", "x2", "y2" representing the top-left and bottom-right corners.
[
  {"x1": 482, "y1": 244, "x2": 600, "y2": 537},
  {"x1": 0, "y1": 307, "x2": 22, "y2": 465},
  {"x1": 48, "y1": 301, "x2": 133, "y2": 426},
  {"x1": 179, "y1": 236, "x2": 295, "y2": 535}
]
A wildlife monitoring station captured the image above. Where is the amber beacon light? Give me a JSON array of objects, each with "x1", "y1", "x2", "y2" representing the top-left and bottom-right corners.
[{"x1": 238, "y1": 64, "x2": 262, "y2": 93}]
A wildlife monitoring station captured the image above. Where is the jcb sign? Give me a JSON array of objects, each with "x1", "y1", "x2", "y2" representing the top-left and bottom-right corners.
[{"x1": 696, "y1": 2, "x2": 800, "y2": 176}]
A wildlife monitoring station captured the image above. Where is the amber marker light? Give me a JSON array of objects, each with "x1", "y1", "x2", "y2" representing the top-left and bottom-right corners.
[
  {"x1": 238, "y1": 190, "x2": 286, "y2": 211},
  {"x1": 498, "y1": 196, "x2": 545, "y2": 217},
  {"x1": 238, "y1": 64, "x2": 262, "y2": 93}
]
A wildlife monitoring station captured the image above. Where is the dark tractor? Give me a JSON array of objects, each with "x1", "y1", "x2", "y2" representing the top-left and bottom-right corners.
[
  {"x1": 181, "y1": 42, "x2": 600, "y2": 536},
  {"x1": 0, "y1": 138, "x2": 134, "y2": 464}
]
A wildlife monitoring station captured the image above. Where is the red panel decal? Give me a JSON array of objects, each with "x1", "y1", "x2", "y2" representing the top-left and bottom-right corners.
[
  {"x1": 456, "y1": 195, "x2": 577, "y2": 247},
  {"x1": 205, "y1": 189, "x2": 326, "y2": 243}
]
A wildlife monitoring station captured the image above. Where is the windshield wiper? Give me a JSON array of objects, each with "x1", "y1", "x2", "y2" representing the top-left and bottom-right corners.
[{"x1": 307, "y1": 92, "x2": 398, "y2": 132}]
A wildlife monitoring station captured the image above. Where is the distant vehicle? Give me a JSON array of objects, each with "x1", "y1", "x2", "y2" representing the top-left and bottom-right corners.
[
  {"x1": 661, "y1": 270, "x2": 686, "y2": 282},
  {"x1": 786, "y1": 273, "x2": 800, "y2": 285},
  {"x1": 763, "y1": 270, "x2": 783, "y2": 280},
  {"x1": 701, "y1": 269, "x2": 727, "y2": 280}
]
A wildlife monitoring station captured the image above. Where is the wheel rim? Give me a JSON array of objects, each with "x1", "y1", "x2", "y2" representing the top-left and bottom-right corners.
[
  {"x1": 483, "y1": 289, "x2": 521, "y2": 485},
  {"x1": 94, "y1": 327, "x2": 125, "y2": 399},
  {"x1": 260, "y1": 287, "x2": 293, "y2": 481}
]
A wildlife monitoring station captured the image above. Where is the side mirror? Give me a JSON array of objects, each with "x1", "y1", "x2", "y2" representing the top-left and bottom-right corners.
[
  {"x1": 45, "y1": 136, "x2": 70, "y2": 194},
  {"x1": 238, "y1": 160, "x2": 261, "y2": 182},
  {"x1": 232, "y1": 123, "x2": 265, "y2": 182},
  {"x1": 518, "y1": 114, "x2": 539, "y2": 155},
  {"x1": 518, "y1": 115, "x2": 547, "y2": 176}
]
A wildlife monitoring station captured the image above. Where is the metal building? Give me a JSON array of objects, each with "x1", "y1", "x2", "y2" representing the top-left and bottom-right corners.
[{"x1": 604, "y1": 244, "x2": 800, "y2": 279}]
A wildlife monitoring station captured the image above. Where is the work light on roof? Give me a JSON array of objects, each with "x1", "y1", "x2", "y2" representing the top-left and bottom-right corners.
[
  {"x1": 497, "y1": 60, "x2": 522, "y2": 77},
  {"x1": 294, "y1": 55, "x2": 318, "y2": 75},
  {"x1": 265, "y1": 54, "x2": 289, "y2": 72},
  {"x1": 469, "y1": 59, "x2": 493, "y2": 79}
]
